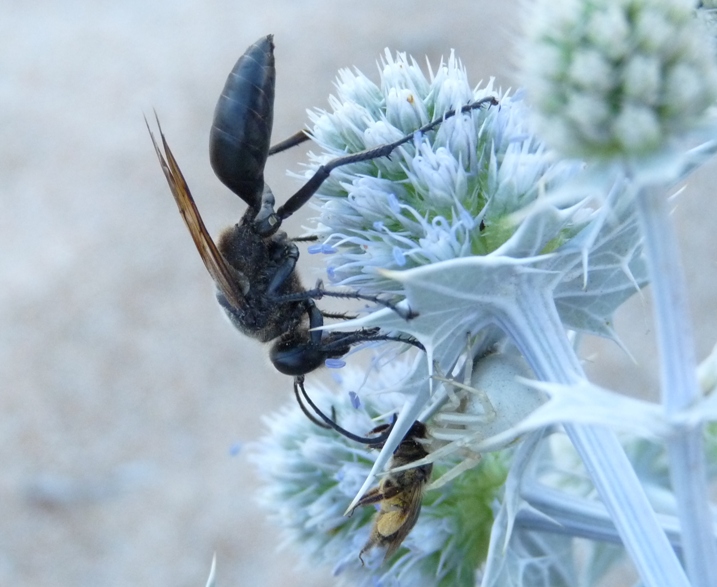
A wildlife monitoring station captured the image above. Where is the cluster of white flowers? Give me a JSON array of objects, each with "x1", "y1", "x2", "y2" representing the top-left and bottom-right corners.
[
  {"x1": 304, "y1": 53, "x2": 580, "y2": 295},
  {"x1": 248, "y1": 1, "x2": 717, "y2": 586}
]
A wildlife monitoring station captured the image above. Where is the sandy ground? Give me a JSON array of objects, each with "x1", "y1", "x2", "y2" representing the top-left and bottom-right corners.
[{"x1": 2, "y1": 1, "x2": 716, "y2": 586}]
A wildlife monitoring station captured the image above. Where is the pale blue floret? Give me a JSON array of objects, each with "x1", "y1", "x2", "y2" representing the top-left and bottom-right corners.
[{"x1": 325, "y1": 359, "x2": 347, "y2": 369}]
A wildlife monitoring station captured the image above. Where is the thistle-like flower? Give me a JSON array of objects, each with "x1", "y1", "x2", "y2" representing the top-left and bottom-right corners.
[{"x1": 306, "y1": 53, "x2": 588, "y2": 296}]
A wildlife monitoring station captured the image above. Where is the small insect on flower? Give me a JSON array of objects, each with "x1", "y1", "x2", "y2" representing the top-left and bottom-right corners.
[
  {"x1": 349, "y1": 420, "x2": 433, "y2": 564},
  {"x1": 146, "y1": 35, "x2": 495, "y2": 433}
]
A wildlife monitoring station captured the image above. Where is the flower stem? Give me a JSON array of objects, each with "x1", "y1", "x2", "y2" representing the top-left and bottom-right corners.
[
  {"x1": 496, "y1": 280, "x2": 689, "y2": 587},
  {"x1": 518, "y1": 482, "x2": 684, "y2": 549},
  {"x1": 635, "y1": 185, "x2": 717, "y2": 587}
]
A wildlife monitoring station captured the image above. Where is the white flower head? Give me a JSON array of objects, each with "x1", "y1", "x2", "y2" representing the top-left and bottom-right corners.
[
  {"x1": 303, "y1": 49, "x2": 602, "y2": 299},
  {"x1": 520, "y1": 0, "x2": 717, "y2": 159}
]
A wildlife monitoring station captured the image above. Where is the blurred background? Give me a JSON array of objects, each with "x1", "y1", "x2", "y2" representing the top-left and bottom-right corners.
[{"x1": 2, "y1": 1, "x2": 716, "y2": 585}]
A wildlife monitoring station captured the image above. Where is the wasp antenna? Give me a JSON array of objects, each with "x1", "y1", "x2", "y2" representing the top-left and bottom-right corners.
[
  {"x1": 295, "y1": 378, "x2": 397, "y2": 445},
  {"x1": 292, "y1": 377, "x2": 332, "y2": 429}
]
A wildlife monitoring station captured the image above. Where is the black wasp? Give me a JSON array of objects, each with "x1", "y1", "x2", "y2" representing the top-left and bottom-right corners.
[{"x1": 147, "y1": 35, "x2": 496, "y2": 441}]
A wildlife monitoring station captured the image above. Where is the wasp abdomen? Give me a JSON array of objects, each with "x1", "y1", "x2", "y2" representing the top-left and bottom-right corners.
[{"x1": 210, "y1": 34, "x2": 276, "y2": 208}]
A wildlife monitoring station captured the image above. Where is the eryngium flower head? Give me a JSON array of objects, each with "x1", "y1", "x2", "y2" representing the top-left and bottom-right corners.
[
  {"x1": 249, "y1": 365, "x2": 509, "y2": 587},
  {"x1": 302, "y1": 50, "x2": 581, "y2": 296},
  {"x1": 300, "y1": 48, "x2": 646, "y2": 348},
  {"x1": 520, "y1": 0, "x2": 717, "y2": 159}
]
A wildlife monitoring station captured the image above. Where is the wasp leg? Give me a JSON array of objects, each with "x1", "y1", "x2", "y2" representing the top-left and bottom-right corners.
[
  {"x1": 306, "y1": 298, "x2": 423, "y2": 352},
  {"x1": 321, "y1": 310, "x2": 359, "y2": 320},
  {"x1": 291, "y1": 235, "x2": 319, "y2": 243},
  {"x1": 268, "y1": 129, "x2": 311, "y2": 156},
  {"x1": 319, "y1": 330, "x2": 425, "y2": 352},
  {"x1": 274, "y1": 280, "x2": 417, "y2": 321},
  {"x1": 304, "y1": 300, "x2": 421, "y2": 356},
  {"x1": 276, "y1": 97, "x2": 498, "y2": 220},
  {"x1": 307, "y1": 285, "x2": 417, "y2": 321}
]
